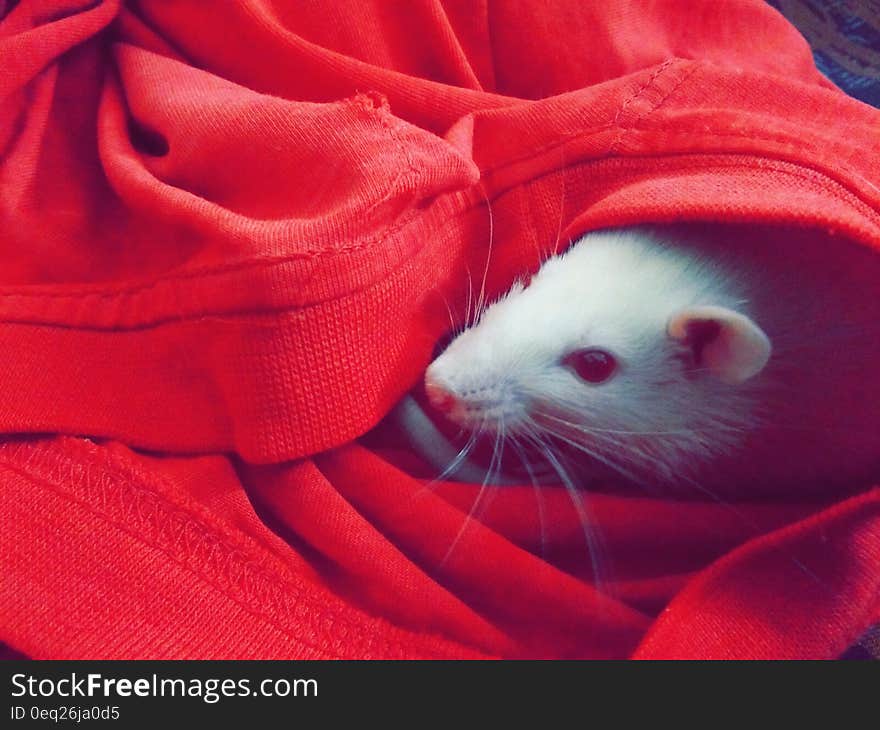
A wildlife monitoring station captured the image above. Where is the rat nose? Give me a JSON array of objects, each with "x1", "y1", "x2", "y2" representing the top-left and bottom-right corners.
[{"x1": 425, "y1": 379, "x2": 458, "y2": 414}]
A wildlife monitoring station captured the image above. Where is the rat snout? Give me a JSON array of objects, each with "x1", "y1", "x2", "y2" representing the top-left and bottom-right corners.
[
  {"x1": 424, "y1": 376, "x2": 459, "y2": 414},
  {"x1": 425, "y1": 362, "x2": 524, "y2": 431},
  {"x1": 424, "y1": 347, "x2": 525, "y2": 431}
]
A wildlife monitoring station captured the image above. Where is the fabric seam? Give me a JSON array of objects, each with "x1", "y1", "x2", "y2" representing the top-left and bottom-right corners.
[{"x1": 0, "y1": 439, "x2": 459, "y2": 658}]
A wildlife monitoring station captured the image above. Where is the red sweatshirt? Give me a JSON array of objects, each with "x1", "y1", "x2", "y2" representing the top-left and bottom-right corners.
[{"x1": 0, "y1": 0, "x2": 878, "y2": 659}]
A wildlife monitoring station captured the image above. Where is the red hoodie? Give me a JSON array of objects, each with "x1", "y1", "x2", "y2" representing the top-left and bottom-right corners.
[{"x1": 0, "y1": 0, "x2": 878, "y2": 659}]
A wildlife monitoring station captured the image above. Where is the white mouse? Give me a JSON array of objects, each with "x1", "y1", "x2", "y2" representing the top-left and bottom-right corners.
[{"x1": 418, "y1": 224, "x2": 880, "y2": 497}]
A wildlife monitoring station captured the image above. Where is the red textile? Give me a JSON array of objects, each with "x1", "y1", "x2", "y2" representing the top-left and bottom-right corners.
[{"x1": 1, "y1": 0, "x2": 878, "y2": 659}]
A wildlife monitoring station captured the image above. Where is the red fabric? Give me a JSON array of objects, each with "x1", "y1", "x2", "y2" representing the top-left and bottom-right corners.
[{"x1": 1, "y1": 0, "x2": 878, "y2": 659}]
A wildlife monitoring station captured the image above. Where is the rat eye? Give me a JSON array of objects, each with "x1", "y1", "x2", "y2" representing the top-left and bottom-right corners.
[{"x1": 563, "y1": 348, "x2": 617, "y2": 383}]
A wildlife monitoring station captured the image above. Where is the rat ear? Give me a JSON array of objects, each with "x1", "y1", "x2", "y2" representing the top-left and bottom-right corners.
[{"x1": 667, "y1": 305, "x2": 771, "y2": 384}]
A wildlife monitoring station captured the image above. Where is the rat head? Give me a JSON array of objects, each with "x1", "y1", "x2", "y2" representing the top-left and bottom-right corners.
[{"x1": 424, "y1": 229, "x2": 772, "y2": 481}]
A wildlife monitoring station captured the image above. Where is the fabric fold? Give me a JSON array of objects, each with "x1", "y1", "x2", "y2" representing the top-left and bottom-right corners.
[{"x1": 1, "y1": 0, "x2": 878, "y2": 659}]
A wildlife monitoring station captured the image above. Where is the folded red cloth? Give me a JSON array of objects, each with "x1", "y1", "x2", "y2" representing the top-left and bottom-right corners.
[{"x1": 1, "y1": 0, "x2": 877, "y2": 659}]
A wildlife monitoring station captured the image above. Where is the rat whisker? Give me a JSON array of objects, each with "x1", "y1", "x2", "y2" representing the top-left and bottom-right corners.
[
  {"x1": 669, "y1": 470, "x2": 832, "y2": 594},
  {"x1": 551, "y1": 159, "x2": 567, "y2": 258},
  {"x1": 437, "y1": 427, "x2": 483, "y2": 480},
  {"x1": 433, "y1": 288, "x2": 460, "y2": 336},
  {"x1": 537, "y1": 410, "x2": 696, "y2": 437},
  {"x1": 529, "y1": 419, "x2": 644, "y2": 486},
  {"x1": 464, "y1": 264, "x2": 475, "y2": 329},
  {"x1": 523, "y1": 417, "x2": 832, "y2": 598},
  {"x1": 521, "y1": 427, "x2": 611, "y2": 594},
  {"x1": 535, "y1": 402, "x2": 746, "y2": 438},
  {"x1": 439, "y1": 421, "x2": 504, "y2": 567},
  {"x1": 411, "y1": 420, "x2": 484, "y2": 500},
  {"x1": 508, "y1": 431, "x2": 549, "y2": 561},
  {"x1": 474, "y1": 185, "x2": 495, "y2": 325}
]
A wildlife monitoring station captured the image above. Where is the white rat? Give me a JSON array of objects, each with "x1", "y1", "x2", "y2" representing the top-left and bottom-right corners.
[{"x1": 414, "y1": 224, "x2": 880, "y2": 497}]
